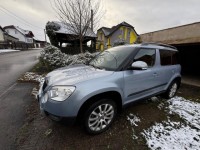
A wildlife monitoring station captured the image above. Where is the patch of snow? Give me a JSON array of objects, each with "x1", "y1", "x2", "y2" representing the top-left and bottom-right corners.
[
  {"x1": 18, "y1": 72, "x2": 45, "y2": 83},
  {"x1": 142, "y1": 120, "x2": 200, "y2": 150},
  {"x1": 142, "y1": 96, "x2": 200, "y2": 150},
  {"x1": 131, "y1": 128, "x2": 138, "y2": 140},
  {"x1": 127, "y1": 114, "x2": 141, "y2": 127},
  {"x1": 168, "y1": 96, "x2": 200, "y2": 129},
  {"x1": 0, "y1": 49, "x2": 20, "y2": 53},
  {"x1": 157, "y1": 102, "x2": 165, "y2": 110},
  {"x1": 127, "y1": 114, "x2": 141, "y2": 140},
  {"x1": 15, "y1": 26, "x2": 30, "y2": 35},
  {"x1": 31, "y1": 87, "x2": 39, "y2": 99},
  {"x1": 150, "y1": 96, "x2": 159, "y2": 102}
]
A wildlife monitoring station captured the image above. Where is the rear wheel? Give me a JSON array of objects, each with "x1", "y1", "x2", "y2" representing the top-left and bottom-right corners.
[
  {"x1": 164, "y1": 81, "x2": 178, "y2": 99},
  {"x1": 83, "y1": 99, "x2": 117, "y2": 134}
]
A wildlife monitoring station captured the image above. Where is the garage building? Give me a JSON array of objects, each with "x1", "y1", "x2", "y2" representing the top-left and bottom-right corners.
[{"x1": 141, "y1": 22, "x2": 200, "y2": 77}]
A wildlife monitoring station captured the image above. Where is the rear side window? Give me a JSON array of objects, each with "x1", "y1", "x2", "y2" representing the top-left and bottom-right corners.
[
  {"x1": 159, "y1": 50, "x2": 179, "y2": 66},
  {"x1": 134, "y1": 49, "x2": 156, "y2": 67}
]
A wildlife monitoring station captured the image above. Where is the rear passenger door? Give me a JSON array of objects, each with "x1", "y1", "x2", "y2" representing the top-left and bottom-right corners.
[{"x1": 158, "y1": 50, "x2": 179, "y2": 85}]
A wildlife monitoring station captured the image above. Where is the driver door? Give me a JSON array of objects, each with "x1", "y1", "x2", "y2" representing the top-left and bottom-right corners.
[{"x1": 123, "y1": 48, "x2": 160, "y2": 103}]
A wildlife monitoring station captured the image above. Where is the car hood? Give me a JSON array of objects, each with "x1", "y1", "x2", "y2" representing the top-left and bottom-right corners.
[{"x1": 46, "y1": 64, "x2": 113, "y2": 86}]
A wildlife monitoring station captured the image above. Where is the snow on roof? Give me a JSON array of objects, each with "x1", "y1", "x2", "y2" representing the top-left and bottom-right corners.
[
  {"x1": 53, "y1": 21, "x2": 96, "y2": 38},
  {"x1": 4, "y1": 25, "x2": 34, "y2": 37},
  {"x1": 15, "y1": 26, "x2": 30, "y2": 35}
]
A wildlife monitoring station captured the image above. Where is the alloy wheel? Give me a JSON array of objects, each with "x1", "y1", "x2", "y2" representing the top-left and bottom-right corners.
[
  {"x1": 88, "y1": 103, "x2": 114, "y2": 132},
  {"x1": 169, "y1": 83, "x2": 178, "y2": 98}
]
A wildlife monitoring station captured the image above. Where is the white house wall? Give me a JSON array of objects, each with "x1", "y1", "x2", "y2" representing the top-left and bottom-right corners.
[
  {"x1": 0, "y1": 29, "x2": 4, "y2": 41},
  {"x1": 5, "y1": 28, "x2": 26, "y2": 42}
]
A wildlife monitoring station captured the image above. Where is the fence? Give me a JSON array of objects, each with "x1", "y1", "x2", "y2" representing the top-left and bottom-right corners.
[{"x1": 0, "y1": 41, "x2": 34, "y2": 50}]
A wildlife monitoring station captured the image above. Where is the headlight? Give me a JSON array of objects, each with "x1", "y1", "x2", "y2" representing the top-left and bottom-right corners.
[{"x1": 48, "y1": 86, "x2": 75, "y2": 101}]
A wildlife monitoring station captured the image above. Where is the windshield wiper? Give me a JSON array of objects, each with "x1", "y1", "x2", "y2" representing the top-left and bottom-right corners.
[{"x1": 89, "y1": 64, "x2": 102, "y2": 70}]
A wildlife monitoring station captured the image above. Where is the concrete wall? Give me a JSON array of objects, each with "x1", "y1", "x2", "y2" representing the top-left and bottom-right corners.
[{"x1": 140, "y1": 22, "x2": 200, "y2": 45}]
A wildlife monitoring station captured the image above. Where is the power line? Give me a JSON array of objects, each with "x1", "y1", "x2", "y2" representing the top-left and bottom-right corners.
[{"x1": 0, "y1": 5, "x2": 44, "y2": 30}]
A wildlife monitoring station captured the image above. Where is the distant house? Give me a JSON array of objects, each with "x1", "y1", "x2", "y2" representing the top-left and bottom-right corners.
[
  {"x1": 3, "y1": 25, "x2": 34, "y2": 44},
  {"x1": 96, "y1": 22, "x2": 139, "y2": 51},
  {"x1": 0, "y1": 26, "x2": 19, "y2": 49},
  {"x1": 4, "y1": 32, "x2": 19, "y2": 43},
  {"x1": 34, "y1": 38, "x2": 47, "y2": 48}
]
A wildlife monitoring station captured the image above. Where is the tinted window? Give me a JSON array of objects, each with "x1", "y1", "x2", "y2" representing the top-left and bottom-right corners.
[
  {"x1": 160, "y1": 50, "x2": 171, "y2": 65},
  {"x1": 160, "y1": 50, "x2": 179, "y2": 66},
  {"x1": 134, "y1": 49, "x2": 156, "y2": 67},
  {"x1": 172, "y1": 51, "x2": 179, "y2": 65}
]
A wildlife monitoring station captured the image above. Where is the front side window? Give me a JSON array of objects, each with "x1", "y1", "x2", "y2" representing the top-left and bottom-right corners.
[{"x1": 133, "y1": 49, "x2": 156, "y2": 67}]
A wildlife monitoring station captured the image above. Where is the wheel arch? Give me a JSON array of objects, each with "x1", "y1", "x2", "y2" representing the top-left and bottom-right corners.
[
  {"x1": 171, "y1": 76, "x2": 181, "y2": 89},
  {"x1": 77, "y1": 91, "x2": 122, "y2": 121}
]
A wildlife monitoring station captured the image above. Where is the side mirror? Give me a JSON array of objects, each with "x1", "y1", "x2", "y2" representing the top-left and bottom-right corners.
[{"x1": 131, "y1": 61, "x2": 148, "y2": 70}]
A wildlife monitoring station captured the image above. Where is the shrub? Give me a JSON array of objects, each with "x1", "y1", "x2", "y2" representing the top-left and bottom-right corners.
[{"x1": 40, "y1": 45, "x2": 98, "y2": 71}]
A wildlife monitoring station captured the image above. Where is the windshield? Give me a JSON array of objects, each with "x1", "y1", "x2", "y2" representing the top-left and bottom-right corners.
[{"x1": 89, "y1": 46, "x2": 135, "y2": 71}]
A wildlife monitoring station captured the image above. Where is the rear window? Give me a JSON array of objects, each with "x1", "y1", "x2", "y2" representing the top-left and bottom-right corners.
[{"x1": 159, "y1": 50, "x2": 179, "y2": 66}]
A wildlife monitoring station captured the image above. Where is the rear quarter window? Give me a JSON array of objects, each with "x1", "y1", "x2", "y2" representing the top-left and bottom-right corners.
[{"x1": 159, "y1": 50, "x2": 179, "y2": 66}]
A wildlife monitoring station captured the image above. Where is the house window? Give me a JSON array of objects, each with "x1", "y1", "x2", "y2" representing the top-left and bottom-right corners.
[
  {"x1": 121, "y1": 28, "x2": 123, "y2": 36},
  {"x1": 101, "y1": 33, "x2": 104, "y2": 41},
  {"x1": 128, "y1": 29, "x2": 131, "y2": 37},
  {"x1": 98, "y1": 33, "x2": 101, "y2": 40},
  {"x1": 15, "y1": 30, "x2": 17, "y2": 34},
  {"x1": 27, "y1": 38, "x2": 33, "y2": 43}
]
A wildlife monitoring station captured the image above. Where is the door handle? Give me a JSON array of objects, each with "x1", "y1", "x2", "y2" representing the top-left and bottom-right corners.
[{"x1": 153, "y1": 73, "x2": 158, "y2": 77}]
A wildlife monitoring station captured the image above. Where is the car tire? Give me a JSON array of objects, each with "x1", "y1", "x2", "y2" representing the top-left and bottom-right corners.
[
  {"x1": 83, "y1": 99, "x2": 117, "y2": 134},
  {"x1": 163, "y1": 81, "x2": 178, "y2": 99}
]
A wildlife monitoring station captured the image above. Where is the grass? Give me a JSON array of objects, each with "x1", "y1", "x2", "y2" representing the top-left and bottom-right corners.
[{"x1": 31, "y1": 61, "x2": 50, "y2": 74}]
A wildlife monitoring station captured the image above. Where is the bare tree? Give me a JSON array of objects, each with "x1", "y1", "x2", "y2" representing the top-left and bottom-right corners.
[{"x1": 53, "y1": 0, "x2": 104, "y2": 53}]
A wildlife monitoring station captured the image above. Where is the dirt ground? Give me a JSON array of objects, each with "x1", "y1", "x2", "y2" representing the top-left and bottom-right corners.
[{"x1": 15, "y1": 84, "x2": 200, "y2": 150}]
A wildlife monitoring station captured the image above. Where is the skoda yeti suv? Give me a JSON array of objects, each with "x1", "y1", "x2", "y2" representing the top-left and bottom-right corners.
[{"x1": 38, "y1": 43, "x2": 181, "y2": 134}]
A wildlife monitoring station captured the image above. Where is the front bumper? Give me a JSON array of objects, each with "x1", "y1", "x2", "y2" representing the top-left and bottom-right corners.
[{"x1": 37, "y1": 85, "x2": 78, "y2": 125}]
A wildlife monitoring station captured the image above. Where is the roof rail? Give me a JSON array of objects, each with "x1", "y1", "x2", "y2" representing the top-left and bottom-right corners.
[{"x1": 141, "y1": 42, "x2": 177, "y2": 49}]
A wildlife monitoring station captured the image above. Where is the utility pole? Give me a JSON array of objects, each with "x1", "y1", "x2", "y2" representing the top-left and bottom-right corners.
[
  {"x1": 91, "y1": 9, "x2": 93, "y2": 32},
  {"x1": 44, "y1": 29, "x2": 47, "y2": 42},
  {"x1": 91, "y1": 9, "x2": 94, "y2": 48}
]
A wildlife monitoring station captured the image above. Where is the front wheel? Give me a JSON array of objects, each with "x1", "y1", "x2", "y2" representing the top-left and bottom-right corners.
[
  {"x1": 164, "y1": 81, "x2": 178, "y2": 99},
  {"x1": 83, "y1": 99, "x2": 117, "y2": 134}
]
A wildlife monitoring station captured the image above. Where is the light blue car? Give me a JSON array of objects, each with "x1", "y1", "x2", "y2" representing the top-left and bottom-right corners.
[{"x1": 38, "y1": 43, "x2": 181, "y2": 134}]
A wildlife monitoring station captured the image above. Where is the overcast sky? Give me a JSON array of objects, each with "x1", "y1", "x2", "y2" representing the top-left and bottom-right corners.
[{"x1": 1, "y1": 0, "x2": 200, "y2": 41}]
